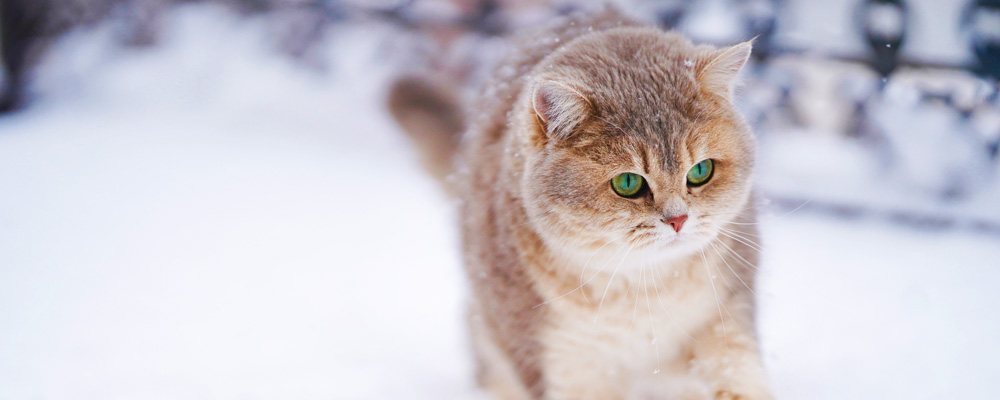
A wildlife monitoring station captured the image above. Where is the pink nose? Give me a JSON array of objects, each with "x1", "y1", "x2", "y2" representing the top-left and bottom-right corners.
[{"x1": 663, "y1": 214, "x2": 688, "y2": 233}]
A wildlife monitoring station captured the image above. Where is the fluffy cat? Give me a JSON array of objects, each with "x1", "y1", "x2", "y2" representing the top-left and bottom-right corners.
[{"x1": 389, "y1": 11, "x2": 771, "y2": 400}]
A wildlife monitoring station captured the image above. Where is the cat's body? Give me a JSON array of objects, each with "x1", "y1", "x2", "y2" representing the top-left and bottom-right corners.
[{"x1": 390, "y1": 11, "x2": 771, "y2": 400}]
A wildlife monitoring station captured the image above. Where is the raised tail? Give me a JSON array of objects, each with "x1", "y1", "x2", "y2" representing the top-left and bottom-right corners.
[{"x1": 386, "y1": 75, "x2": 464, "y2": 189}]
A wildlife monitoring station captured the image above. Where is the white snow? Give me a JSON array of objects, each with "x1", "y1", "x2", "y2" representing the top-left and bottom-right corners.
[
  {"x1": 758, "y1": 214, "x2": 1000, "y2": 400},
  {"x1": 0, "y1": 4, "x2": 998, "y2": 399}
]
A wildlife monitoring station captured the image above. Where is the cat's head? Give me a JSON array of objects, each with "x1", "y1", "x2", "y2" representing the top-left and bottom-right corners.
[{"x1": 517, "y1": 28, "x2": 755, "y2": 269}]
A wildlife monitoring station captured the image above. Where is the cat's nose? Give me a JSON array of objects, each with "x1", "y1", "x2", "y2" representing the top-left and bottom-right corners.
[{"x1": 662, "y1": 214, "x2": 688, "y2": 233}]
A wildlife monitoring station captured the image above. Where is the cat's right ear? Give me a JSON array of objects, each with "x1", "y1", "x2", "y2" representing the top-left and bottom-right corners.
[
  {"x1": 531, "y1": 81, "x2": 591, "y2": 141},
  {"x1": 695, "y1": 41, "x2": 752, "y2": 100}
]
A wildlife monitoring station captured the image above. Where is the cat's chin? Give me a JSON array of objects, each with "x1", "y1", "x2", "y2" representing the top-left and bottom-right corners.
[
  {"x1": 557, "y1": 232, "x2": 713, "y2": 274},
  {"x1": 638, "y1": 235, "x2": 713, "y2": 265}
]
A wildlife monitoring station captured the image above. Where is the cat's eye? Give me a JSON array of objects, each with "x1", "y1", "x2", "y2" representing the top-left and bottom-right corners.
[
  {"x1": 686, "y1": 159, "x2": 714, "y2": 187},
  {"x1": 611, "y1": 173, "x2": 645, "y2": 198}
]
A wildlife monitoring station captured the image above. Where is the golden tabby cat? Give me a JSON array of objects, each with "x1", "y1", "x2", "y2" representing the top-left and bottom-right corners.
[{"x1": 389, "y1": 11, "x2": 771, "y2": 400}]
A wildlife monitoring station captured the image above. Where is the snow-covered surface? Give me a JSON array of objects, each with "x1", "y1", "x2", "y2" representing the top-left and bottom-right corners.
[
  {"x1": 758, "y1": 213, "x2": 1000, "y2": 400},
  {"x1": 1, "y1": 4, "x2": 999, "y2": 399}
]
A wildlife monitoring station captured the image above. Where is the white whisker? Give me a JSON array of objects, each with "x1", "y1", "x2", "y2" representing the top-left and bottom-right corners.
[
  {"x1": 775, "y1": 199, "x2": 811, "y2": 218},
  {"x1": 630, "y1": 251, "x2": 646, "y2": 331},
  {"x1": 717, "y1": 225, "x2": 762, "y2": 239},
  {"x1": 718, "y1": 225, "x2": 764, "y2": 247},
  {"x1": 648, "y1": 261, "x2": 698, "y2": 342},
  {"x1": 699, "y1": 247, "x2": 728, "y2": 348},
  {"x1": 594, "y1": 242, "x2": 636, "y2": 324},
  {"x1": 715, "y1": 233, "x2": 764, "y2": 277},
  {"x1": 716, "y1": 230, "x2": 764, "y2": 264},
  {"x1": 643, "y1": 261, "x2": 663, "y2": 375},
  {"x1": 708, "y1": 239, "x2": 755, "y2": 295},
  {"x1": 533, "y1": 230, "x2": 633, "y2": 308},
  {"x1": 722, "y1": 198, "x2": 811, "y2": 226}
]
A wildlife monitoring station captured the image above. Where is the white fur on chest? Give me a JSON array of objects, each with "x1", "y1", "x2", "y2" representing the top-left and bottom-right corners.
[{"x1": 539, "y1": 262, "x2": 726, "y2": 398}]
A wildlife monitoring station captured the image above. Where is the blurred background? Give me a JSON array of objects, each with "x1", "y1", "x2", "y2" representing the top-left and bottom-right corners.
[{"x1": 0, "y1": 0, "x2": 998, "y2": 398}]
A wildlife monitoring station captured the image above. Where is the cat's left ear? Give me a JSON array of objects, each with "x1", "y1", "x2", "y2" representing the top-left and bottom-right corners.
[
  {"x1": 531, "y1": 80, "x2": 592, "y2": 141},
  {"x1": 696, "y1": 41, "x2": 752, "y2": 100}
]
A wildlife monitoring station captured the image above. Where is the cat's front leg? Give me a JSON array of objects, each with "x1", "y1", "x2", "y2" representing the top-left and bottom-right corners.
[
  {"x1": 541, "y1": 349, "x2": 628, "y2": 400},
  {"x1": 688, "y1": 312, "x2": 774, "y2": 400}
]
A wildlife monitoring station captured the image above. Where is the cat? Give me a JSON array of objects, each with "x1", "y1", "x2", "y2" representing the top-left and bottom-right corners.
[{"x1": 389, "y1": 11, "x2": 771, "y2": 400}]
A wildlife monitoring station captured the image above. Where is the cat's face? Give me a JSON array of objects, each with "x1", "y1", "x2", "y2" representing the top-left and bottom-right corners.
[{"x1": 519, "y1": 28, "x2": 755, "y2": 270}]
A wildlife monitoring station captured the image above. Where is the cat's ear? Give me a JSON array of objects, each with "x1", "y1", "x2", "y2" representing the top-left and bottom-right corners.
[
  {"x1": 531, "y1": 80, "x2": 592, "y2": 140},
  {"x1": 696, "y1": 41, "x2": 752, "y2": 100}
]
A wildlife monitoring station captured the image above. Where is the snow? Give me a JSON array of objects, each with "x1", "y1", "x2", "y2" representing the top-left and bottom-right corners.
[
  {"x1": 759, "y1": 213, "x2": 1000, "y2": 400},
  {"x1": 0, "y1": 3, "x2": 998, "y2": 399}
]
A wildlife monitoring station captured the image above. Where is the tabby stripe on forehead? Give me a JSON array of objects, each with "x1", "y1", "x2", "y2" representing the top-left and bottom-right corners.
[{"x1": 641, "y1": 149, "x2": 650, "y2": 173}]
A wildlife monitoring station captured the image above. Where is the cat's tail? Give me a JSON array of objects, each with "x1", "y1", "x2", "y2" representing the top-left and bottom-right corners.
[{"x1": 386, "y1": 75, "x2": 464, "y2": 189}]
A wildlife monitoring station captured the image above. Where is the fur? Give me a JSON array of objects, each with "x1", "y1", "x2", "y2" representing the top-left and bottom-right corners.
[{"x1": 389, "y1": 11, "x2": 772, "y2": 400}]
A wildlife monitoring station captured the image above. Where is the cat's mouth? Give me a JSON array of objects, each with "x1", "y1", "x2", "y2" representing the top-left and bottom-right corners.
[{"x1": 630, "y1": 224, "x2": 683, "y2": 246}]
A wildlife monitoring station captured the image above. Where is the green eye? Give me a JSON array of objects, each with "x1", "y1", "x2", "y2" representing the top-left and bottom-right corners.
[
  {"x1": 611, "y1": 173, "x2": 645, "y2": 198},
  {"x1": 686, "y1": 159, "x2": 714, "y2": 186}
]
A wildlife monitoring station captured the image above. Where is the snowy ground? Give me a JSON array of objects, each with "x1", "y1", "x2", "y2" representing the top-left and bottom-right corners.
[{"x1": 1, "y1": 4, "x2": 999, "y2": 400}]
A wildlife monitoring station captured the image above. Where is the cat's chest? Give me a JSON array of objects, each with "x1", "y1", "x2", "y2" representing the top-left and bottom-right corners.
[{"x1": 541, "y1": 272, "x2": 721, "y2": 369}]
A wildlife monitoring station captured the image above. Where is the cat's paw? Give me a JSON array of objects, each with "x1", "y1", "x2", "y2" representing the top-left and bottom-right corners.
[
  {"x1": 715, "y1": 391, "x2": 739, "y2": 400},
  {"x1": 714, "y1": 389, "x2": 773, "y2": 400}
]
